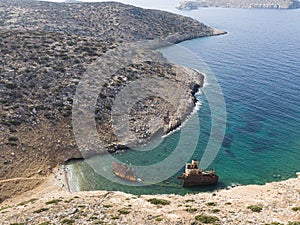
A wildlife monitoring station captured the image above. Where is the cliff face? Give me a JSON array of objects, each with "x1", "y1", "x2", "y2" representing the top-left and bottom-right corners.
[
  {"x1": 177, "y1": 0, "x2": 300, "y2": 10},
  {"x1": 0, "y1": 0, "x2": 220, "y2": 202}
]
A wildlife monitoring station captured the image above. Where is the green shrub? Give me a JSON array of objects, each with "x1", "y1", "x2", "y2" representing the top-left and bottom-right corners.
[
  {"x1": 61, "y1": 219, "x2": 75, "y2": 224},
  {"x1": 103, "y1": 204, "x2": 112, "y2": 208},
  {"x1": 195, "y1": 214, "x2": 220, "y2": 224},
  {"x1": 34, "y1": 208, "x2": 49, "y2": 213},
  {"x1": 0, "y1": 206, "x2": 12, "y2": 212},
  {"x1": 89, "y1": 216, "x2": 98, "y2": 220},
  {"x1": 212, "y1": 209, "x2": 220, "y2": 213},
  {"x1": 206, "y1": 202, "x2": 216, "y2": 206},
  {"x1": 287, "y1": 222, "x2": 300, "y2": 225},
  {"x1": 5, "y1": 142, "x2": 17, "y2": 146},
  {"x1": 64, "y1": 199, "x2": 74, "y2": 203},
  {"x1": 93, "y1": 221, "x2": 104, "y2": 225},
  {"x1": 147, "y1": 198, "x2": 170, "y2": 205},
  {"x1": 38, "y1": 222, "x2": 52, "y2": 225},
  {"x1": 247, "y1": 205, "x2": 263, "y2": 212},
  {"x1": 9, "y1": 119, "x2": 22, "y2": 126},
  {"x1": 186, "y1": 208, "x2": 197, "y2": 213},
  {"x1": 264, "y1": 222, "x2": 284, "y2": 225},
  {"x1": 111, "y1": 216, "x2": 119, "y2": 220},
  {"x1": 155, "y1": 218, "x2": 163, "y2": 221},
  {"x1": 185, "y1": 199, "x2": 195, "y2": 202},
  {"x1": 292, "y1": 206, "x2": 300, "y2": 212},
  {"x1": 118, "y1": 209, "x2": 130, "y2": 214},
  {"x1": 8, "y1": 136, "x2": 18, "y2": 142},
  {"x1": 45, "y1": 199, "x2": 62, "y2": 205}
]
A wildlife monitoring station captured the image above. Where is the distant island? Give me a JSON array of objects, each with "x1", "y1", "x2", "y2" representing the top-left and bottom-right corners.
[
  {"x1": 63, "y1": 0, "x2": 82, "y2": 3},
  {"x1": 177, "y1": 0, "x2": 300, "y2": 10}
]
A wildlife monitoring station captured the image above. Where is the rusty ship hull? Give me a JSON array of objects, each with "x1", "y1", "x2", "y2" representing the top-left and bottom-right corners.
[
  {"x1": 177, "y1": 173, "x2": 218, "y2": 187},
  {"x1": 177, "y1": 159, "x2": 218, "y2": 187},
  {"x1": 112, "y1": 162, "x2": 137, "y2": 182}
]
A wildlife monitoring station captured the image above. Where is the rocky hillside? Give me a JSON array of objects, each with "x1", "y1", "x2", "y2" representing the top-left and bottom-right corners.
[
  {"x1": 0, "y1": 0, "x2": 225, "y2": 203},
  {"x1": 177, "y1": 0, "x2": 300, "y2": 10},
  {"x1": 0, "y1": 173, "x2": 299, "y2": 225},
  {"x1": 0, "y1": 0, "x2": 219, "y2": 43}
]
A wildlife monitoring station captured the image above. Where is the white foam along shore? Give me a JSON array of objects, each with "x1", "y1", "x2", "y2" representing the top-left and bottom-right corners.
[{"x1": 162, "y1": 73, "x2": 206, "y2": 139}]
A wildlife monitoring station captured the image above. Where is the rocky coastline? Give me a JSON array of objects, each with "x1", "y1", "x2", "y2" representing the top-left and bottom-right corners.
[
  {"x1": 177, "y1": 0, "x2": 300, "y2": 10},
  {"x1": 0, "y1": 0, "x2": 226, "y2": 203}
]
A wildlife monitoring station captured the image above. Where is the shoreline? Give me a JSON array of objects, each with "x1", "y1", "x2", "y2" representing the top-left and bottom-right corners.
[
  {"x1": 59, "y1": 159, "x2": 300, "y2": 195},
  {"x1": 1, "y1": 171, "x2": 299, "y2": 224},
  {"x1": 166, "y1": 28, "x2": 227, "y2": 44},
  {"x1": 58, "y1": 69, "x2": 208, "y2": 193}
]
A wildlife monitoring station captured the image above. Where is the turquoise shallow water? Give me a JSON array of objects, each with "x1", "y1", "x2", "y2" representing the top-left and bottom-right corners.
[{"x1": 69, "y1": 8, "x2": 300, "y2": 195}]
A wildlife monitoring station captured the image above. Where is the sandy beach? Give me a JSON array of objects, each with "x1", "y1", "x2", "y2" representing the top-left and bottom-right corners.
[{"x1": 1, "y1": 170, "x2": 299, "y2": 225}]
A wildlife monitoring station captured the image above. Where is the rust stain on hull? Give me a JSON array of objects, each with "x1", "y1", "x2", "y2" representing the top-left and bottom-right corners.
[
  {"x1": 177, "y1": 160, "x2": 218, "y2": 187},
  {"x1": 112, "y1": 162, "x2": 137, "y2": 182}
]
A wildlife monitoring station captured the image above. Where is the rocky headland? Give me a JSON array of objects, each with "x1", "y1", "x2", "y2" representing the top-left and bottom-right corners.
[
  {"x1": 0, "y1": 0, "x2": 225, "y2": 203},
  {"x1": 177, "y1": 0, "x2": 300, "y2": 10}
]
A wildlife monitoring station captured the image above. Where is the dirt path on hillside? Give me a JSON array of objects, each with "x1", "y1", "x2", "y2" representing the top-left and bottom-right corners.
[{"x1": 0, "y1": 177, "x2": 45, "y2": 184}]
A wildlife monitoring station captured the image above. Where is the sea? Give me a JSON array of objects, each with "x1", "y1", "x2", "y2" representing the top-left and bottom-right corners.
[{"x1": 67, "y1": 4, "x2": 300, "y2": 195}]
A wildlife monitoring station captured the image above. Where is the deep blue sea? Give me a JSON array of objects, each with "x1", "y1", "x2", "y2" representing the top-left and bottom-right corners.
[{"x1": 68, "y1": 8, "x2": 300, "y2": 195}]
